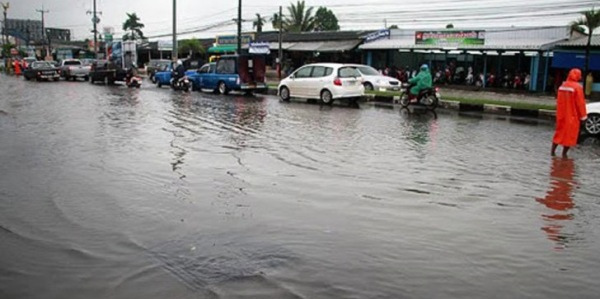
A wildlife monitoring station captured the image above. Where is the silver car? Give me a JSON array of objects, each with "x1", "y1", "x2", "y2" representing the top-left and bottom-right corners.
[{"x1": 347, "y1": 64, "x2": 401, "y2": 91}]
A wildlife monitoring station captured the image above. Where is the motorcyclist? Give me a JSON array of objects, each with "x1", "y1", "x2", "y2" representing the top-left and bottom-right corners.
[
  {"x1": 408, "y1": 64, "x2": 433, "y2": 102},
  {"x1": 173, "y1": 60, "x2": 186, "y2": 81},
  {"x1": 126, "y1": 62, "x2": 138, "y2": 81}
]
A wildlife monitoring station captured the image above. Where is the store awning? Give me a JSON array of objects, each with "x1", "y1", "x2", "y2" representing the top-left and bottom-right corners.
[
  {"x1": 552, "y1": 51, "x2": 600, "y2": 71},
  {"x1": 287, "y1": 40, "x2": 361, "y2": 52},
  {"x1": 208, "y1": 45, "x2": 237, "y2": 54}
]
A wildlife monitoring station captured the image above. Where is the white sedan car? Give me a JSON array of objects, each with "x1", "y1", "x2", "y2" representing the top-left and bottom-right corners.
[
  {"x1": 584, "y1": 101, "x2": 600, "y2": 136},
  {"x1": 346, "y1": 64, "x2": 401, "y2": 91},
  {"x1": 278, "y1": 63, "x2": 364, "y2": 105}
]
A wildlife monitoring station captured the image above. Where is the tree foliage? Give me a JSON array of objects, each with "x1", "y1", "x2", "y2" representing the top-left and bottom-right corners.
[
  {"x1": 314, "y1": 7, "x2": 339, "y2": 31},
  {"x1": 253, "y1": 14, "x2": 266, "y2": 33},
  {"x1": 271, "y1": 12, "x2": 282, "y2": 30},
  {"x1": 178, "y1": 39, "x2": 205, "y2": 58},
  {"x1": 283, "y1": 0, "x2": 316, "y2": 32},
  {"x1": 446, "y1": 23, "x2": 454, "y2": 29},
  {"x1": 569, "y1": 7, "x2": 600, "y2": 80},
  {"x1": 122, "y1": 13, "x2": 145, "y2": 41}
]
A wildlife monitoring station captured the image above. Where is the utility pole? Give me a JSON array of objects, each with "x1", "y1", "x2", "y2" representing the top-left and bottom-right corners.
[
  {"x1": 36, "y1": 5, "x2": 49, "y2": 58},
  {"x1": 2, "y1": 2, "x2": 9, "y2": 45},
  {"x1": 86, "y1": 0, "x2": 101, "y2": 58},
  {"x1": 278, "y1": 5, "x2": 282, "y2": 80},
  {"x1": 237, "y1": 0, "x2": 242, "y2": 54},
  {"x1": 172, "y1": 0, "x2": 177, "y2": 60}
]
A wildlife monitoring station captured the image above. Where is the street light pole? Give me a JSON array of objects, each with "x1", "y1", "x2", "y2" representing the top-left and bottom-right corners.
[
  {"x1": 1, "y1": 2, "x2": 8, "y2": 45},
  {"x1": 36, "y1": 5, "x2": 49, "y2": 59},
  {"x1": 86, "y1": 0, "x2": 101, "y2": 58},
  {"x1": 278, "y1": 5, "x2": 282, "y2": 80},
  {"x1": 237, "y1": 0, "x2": 241, "y2": 54},
  {"x1": 172, "y1": 0, "x2": 177, "y2": 60}
]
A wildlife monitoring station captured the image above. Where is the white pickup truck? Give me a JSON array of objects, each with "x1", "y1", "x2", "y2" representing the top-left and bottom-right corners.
[{"x1": 60, "y1": 59, "x2": 91, "y2": 81}]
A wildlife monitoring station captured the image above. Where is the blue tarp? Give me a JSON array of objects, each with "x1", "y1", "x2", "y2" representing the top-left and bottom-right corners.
[{"x1": 552, "y1": 51, "x2": 600, "y2": 71}]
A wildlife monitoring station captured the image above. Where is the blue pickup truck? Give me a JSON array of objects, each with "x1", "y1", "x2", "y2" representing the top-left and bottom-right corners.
[
  {"x1": 154, "y1": 63, "x2": 197, "y2": 88},
  {"x1": 189, "y1": 55, "x2": 267, "y2": 94}
]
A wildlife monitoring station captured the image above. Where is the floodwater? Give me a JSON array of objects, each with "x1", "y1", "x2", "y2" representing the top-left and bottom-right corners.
[{"x1": 1, "y1": 75, "x2": 599, "y2": 299}]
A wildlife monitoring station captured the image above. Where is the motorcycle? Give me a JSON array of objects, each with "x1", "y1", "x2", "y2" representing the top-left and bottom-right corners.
[
  {"x1": 171, "y1": 76, "x2": 191, "y2": 92},
  {"x1": 126, "y1": 75, "x2": 142, "y2": 88},
  {"x1": 398, "y1": 83, "x2": 440, "y2": 110}
]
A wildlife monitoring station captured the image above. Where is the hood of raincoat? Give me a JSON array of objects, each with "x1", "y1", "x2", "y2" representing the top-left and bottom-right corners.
[
  {"x1": 567, "y1": 68, "x2": 581, "y2": 82},
  {"x1": 420, "y1": 64, "x2": 429, "y2": 71}
]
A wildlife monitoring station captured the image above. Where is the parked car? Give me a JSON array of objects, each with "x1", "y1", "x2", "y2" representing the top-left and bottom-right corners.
[
  {"x1": 347, "y1": 64, "x2": 401, "y2": 91},
  {"x1": 583, "y1": 102, "x2": 600, "y2": 136},
  {"x1": 23, "y1": 61, "x2": 60, "y2": 81},
  {"x1": 89, "y1": 60, "x2": 125, "y2": 84},
  {"x1": 146, "y1": 59, "x2": 171, "y2": 83},
  {"x1": 60, "y1": 59, "x2": 90, "y2": 81},
  {"x1": 190, "y1": 55, "x2": 267, "y2": 95},
  {"x1": 278, "y1": 63, "x2": 364, "y2": 105}
]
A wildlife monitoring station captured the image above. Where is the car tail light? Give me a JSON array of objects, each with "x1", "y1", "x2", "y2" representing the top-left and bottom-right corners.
[
  {"x1": 37, "y1": 72, "x2": 41, "y2": 76},
  {"x1": 333, "y1": 77, "x2": 342, "y2": 86},
  {"x1": 435, "y1": 87, "x2": 440, "y2": 92},
  {"x1": 69, "y1": 66, "x2": 74, "y2": 70},
  {"x1": 236, "y1": 77, "x2": 241, "y2": 85}
]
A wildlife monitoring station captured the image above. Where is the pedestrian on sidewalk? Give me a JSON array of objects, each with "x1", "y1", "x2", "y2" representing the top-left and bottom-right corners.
[{"x1": 551, "y1": 68, "x2": 588, "y2": 158}]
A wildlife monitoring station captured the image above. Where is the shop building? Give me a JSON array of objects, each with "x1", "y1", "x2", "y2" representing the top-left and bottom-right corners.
[{"x1": 360, "y1": 26, "x2": 571, "y2": 92}]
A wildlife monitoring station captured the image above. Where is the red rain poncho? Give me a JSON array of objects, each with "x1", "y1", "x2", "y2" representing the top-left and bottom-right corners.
[{"x1": 552, "y1": 69, "x2": 587, "y2": 147}]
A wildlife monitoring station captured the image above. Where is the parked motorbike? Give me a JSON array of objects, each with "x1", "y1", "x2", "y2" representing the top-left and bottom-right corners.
[
  {"x1": 126, "y1": 75, "x2": 142, "y2": 88},
  {"x1": 171, "y1": 76, "x2": 191, "y2": 92},
  {"x1": 399, "y1": 83, "x2": 440, "y2": 110}
]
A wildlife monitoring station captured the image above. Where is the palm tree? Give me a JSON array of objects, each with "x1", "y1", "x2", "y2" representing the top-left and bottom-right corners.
[
  {"x1": 253, "y1": 13, "x2": 266, "y2": 34},
  {"x1": 122, "y1": 12, "x2": 145, "y2": 41},
  {"x1": 570, "y1": 7, "x2": 600, "y2": 85},
  {"x1": 271, "y1": 12, "x2": 281, "y2": 30},
  {"x1": 284, "y1": 0, "x2": 316, "y2": 32}
]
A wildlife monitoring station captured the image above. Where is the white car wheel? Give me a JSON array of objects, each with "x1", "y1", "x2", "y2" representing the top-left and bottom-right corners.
[
  {"x1": 585, "y1": 113, "x2": 600, "y2": 136},
  {"x1": 321, "y1": 90, "x2": 333, "y2": 105},
  {"x1": 280, "y1": 86, "x2": 290, "y2": 102}
]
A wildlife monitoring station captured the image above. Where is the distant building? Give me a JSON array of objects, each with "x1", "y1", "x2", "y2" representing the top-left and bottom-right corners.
[
  {"x1": 46, "y1": 28, "x2": 71, "y2": 42},
  {"x1": 5, "y1": 19, "x2": 44, "y2": 44}
]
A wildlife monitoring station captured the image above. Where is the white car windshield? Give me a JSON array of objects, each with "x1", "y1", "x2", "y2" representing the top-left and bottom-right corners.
[
  {"x1": 32, "y1": 62, "x2": 51, "y2": 68},
  {"x1": 357, "y1": 66, "x2": 380, "y2": 76}
]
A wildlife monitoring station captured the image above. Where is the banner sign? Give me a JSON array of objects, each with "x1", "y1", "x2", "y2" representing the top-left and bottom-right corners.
[
  {"x1": 249, "y1": 42, "x2": 270, "y2": 54},
  {"x1": 216, "y1": 34, "x2": 254, "y2": 46},
  {"x1": 365, "y1": 29, "x2": 390, "y2": 43},
  {"x1": 415, "y1": 31, "x2": 485, "y2": 46}
]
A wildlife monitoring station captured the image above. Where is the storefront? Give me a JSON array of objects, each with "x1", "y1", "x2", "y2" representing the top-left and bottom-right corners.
[
  {"x1": 360, "y1": 26, "x2": 571, "y2": 92},
  {"x1": 552, "y1": 35, "x2": 600, "y2": 94}
]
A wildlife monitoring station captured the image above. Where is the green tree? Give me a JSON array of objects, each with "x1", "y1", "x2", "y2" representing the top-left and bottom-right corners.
[
  {"x1": 178, "y1": 38, "x2": 205, "y2": 59},
  {"x1": 570, "y1": 7, "x2": 600, "y2": 87},
  {"x1": 271, "y1": 12, "x2": 281, "y2": 30},
  {"x1": 446, "y1": 23, "x2": 454, "y2": 29},
  {"x1": 388, "y1": 25, "x2": 399, "y2": 29},
  {"x1": 122, "y1": 13, "x2": 145, "y2": 41},
  {"x1": 314, "y1": 7, "x2": 339, "y2": 31},
  {"x1": 253, "y1": 13, "x2": 266, "y2": 34},
  {"x1": 283, "y1": 0, "x2": 316, "y2": 32}
]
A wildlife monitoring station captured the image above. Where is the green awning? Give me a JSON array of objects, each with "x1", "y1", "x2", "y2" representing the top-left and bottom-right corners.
[{"x1": 208, "y1": 45, "x2": 237, "y2": 54}]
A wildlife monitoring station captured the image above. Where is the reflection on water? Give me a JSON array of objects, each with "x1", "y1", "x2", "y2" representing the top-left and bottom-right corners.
[{"x1": 536, "y1": 158, "x2": 576, "y2": 250}]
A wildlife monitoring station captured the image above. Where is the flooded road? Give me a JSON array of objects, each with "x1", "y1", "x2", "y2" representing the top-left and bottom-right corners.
[{"x1": 1, "y1": 75, "x2": 599, "y2": 299}]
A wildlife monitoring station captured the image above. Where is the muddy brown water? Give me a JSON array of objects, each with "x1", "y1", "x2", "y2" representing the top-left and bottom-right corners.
[{"x1": 1, "y1": 75, "x2": 599, "y2": 298}]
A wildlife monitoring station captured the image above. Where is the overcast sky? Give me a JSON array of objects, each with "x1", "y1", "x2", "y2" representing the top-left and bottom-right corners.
[{"x1": 4, "y1": 0, "x2": 596, "y2": 40}]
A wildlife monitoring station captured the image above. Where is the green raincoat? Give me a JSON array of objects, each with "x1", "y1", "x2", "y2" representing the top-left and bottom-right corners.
[{"x1": 409, "y1": 65, "x2": 433, "y2": 95}]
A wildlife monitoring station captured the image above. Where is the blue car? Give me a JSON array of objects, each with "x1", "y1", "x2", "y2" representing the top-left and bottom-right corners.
[
  {"x1": 154, "y1": 63, "x2": 197, "y2": 88},
  {"x1": 189, "y1": 55, "x2": 267, "y2": 94}
]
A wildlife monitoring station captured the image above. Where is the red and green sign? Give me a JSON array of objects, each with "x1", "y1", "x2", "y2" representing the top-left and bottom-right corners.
[{"x1": 415, "y1": 31, "x2": 485, "y2": 46}]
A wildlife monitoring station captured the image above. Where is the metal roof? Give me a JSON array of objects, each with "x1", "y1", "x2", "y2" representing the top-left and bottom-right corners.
[
  {"x1": 557, "y1": 35, "x2": 600, "y2": 47},
  {"x1": 360, "y1": 26, "x2": 570, "y2": 51}
]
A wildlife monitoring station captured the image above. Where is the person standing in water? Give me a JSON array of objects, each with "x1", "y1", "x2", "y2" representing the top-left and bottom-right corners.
[{"x1": 551, "y1": 68, "x2": 588, "y2": 158}]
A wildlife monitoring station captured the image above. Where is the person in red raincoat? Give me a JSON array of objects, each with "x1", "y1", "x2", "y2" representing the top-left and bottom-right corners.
[
  {"x1": 13, "y1": 59, "x2": 22, "y2": 76},
  {"x1": 551, "y1": 68, "x2": 587, "y2": 158}
]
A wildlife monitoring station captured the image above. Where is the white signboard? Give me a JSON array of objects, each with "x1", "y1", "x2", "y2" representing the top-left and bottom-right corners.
[
  {"x1": 158, "y1": 40, "x2": 173, "y2": 51},
  {"x1": 249, "y1": 42, "x2": 270, "y2": 54}
]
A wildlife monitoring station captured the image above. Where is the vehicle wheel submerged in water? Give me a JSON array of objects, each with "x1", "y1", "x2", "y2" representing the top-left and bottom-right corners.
[
  {"x1": 321, "y1": 89, "x2": 333, "y2": 105},
  {"x1": 280, "y1": 86, "x2": 290, "y2": 102},
  {"x1": 584, "y1": 113, "x2": 600, "y2": 136},
  {"x1": 218, "y1": 81, "x2": 229, "y2": 95}
]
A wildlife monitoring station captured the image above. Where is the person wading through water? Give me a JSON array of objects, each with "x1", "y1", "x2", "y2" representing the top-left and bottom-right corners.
[{"x1": 551, "y1": 68, "x2": 588, "y2": 158}]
